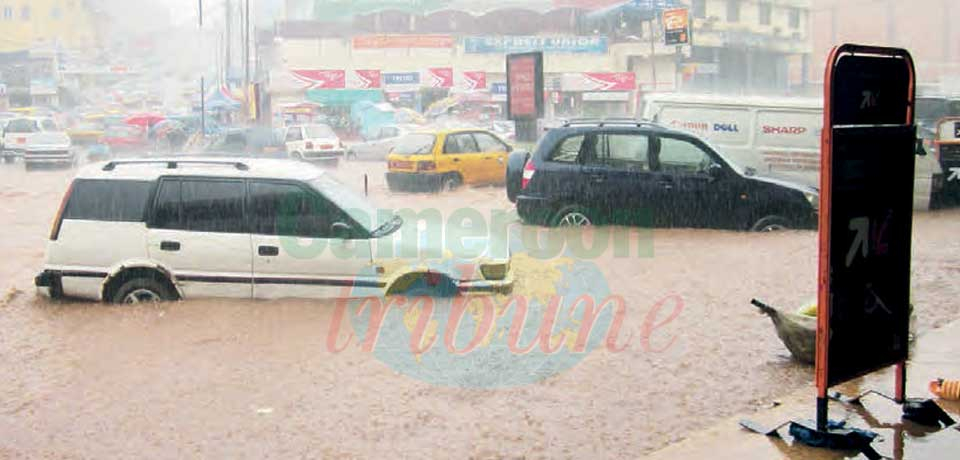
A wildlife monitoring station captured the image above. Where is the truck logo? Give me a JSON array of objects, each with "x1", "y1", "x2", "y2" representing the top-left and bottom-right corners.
[
  {"x1": 669, "y1": 120, "x2": 708, "y2": 132},
  {"x1": 714, "y1": 123, "x2": 739, "y2": 133},
  {"x1": 762, "y1": 126, "x2": 807, "y2": 135}
]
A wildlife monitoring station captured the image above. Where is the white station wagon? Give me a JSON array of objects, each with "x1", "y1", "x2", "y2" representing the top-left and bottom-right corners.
[{"x1": 36, "y1": 158, "x2": 512, "y2": 303}]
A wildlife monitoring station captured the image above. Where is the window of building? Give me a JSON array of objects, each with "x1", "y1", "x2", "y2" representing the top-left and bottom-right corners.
[
  {"x1": 726, "y1": 0, "x2": 740, "y2": 23},
  {"x1": 789, "y1": 8, "x2": 801, "y2": 29},
  {"x1": 691, "y1": 0, "x2": 706, "y2": 19},
  {"x1": 20, "y1": 5, "x2": 29, "y2": 20},
  {"x1": 51, "y1": 6, "x2": 61, "y2": 19},
  {"x1": 3, "y1": 6, "x2": 13, "y2": 20},
  {"x1": 758, "y1": 3, "x2": 772, "y2": 26}
]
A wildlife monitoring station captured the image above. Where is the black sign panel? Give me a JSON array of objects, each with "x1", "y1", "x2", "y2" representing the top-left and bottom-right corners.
[
  {"x1": 818, "y1": 46, "x2": 916, "y2": 390},
  {"x1": 825, "y1": 125, "x2": 915, "y2": 386},
  {"x1": 831, "y1": 54, "x2": 910, "y2": 126}
]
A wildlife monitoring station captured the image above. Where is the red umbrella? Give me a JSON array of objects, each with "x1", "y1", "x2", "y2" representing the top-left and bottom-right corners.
[{"x1": 125, "y1": 113, "x2": 166, "y2": 128}]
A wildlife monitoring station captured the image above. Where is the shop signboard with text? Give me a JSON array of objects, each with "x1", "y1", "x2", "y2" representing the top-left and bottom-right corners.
[
  {"x1": 290, "y1": 70, "x2": 346, "y2": 89},
  {"x1": 353, "y1": 35, "x2": 454, "y2": 49},
  {"x1": 464, "y1": 36, "x2": 608, "y2": 54},
  {"x1": 561, "y1": 72, "x2": 636, "y2": 92},
  {"x1": 506, "y1": 52, "x2": 544, "y2": 120}
]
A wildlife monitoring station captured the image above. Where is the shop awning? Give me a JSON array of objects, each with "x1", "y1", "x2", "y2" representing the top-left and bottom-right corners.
[{"x1": 306, "y1": 89, "x2": 384, "y2": 107}]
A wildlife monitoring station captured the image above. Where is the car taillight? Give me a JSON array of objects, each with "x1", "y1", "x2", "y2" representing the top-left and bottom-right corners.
[
  {"x1": 319, "y1": 144, "x2": 334, "y2": 150},
  {"x1": 417, "y1": 161, "x2": 436, "y2": 171},
  {"x1": 305, "y1": 141, "x2": 314, "y2": 150},
  {"x1": 521, "y1": 158, "x2": 536, "y2": 189},
  {"x1": 50, "y1": 181, "x2": 75, "y2": 241}
]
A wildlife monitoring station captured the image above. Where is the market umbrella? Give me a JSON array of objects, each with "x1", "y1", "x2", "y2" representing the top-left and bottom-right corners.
[{"x1": 125, "y1": 113, "x2": 166, "y2": 128}]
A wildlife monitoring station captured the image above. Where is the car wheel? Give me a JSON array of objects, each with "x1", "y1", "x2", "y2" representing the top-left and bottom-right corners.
[
  {"x1": 552, "y1": 205, "x2": 593, "y2": 227},
  {"x1": 346, "y1": 150, "x2": 357, "y2": 160},
  {"x1": 291, "y1": 151, "x2": 304, "y2": 161},
  {"x1": 751, "y1": 215, "x2": 791, "y2": 232},
  {"x1": 112, "y1": 277, "x2": 176, "y2": 304},
  {"x1": 2, "y1": 155, "x2": 13, "y2": 164},
  {"x1": 24, "y1": 162, "x2": 36, "y2": 171},
  {"x1": 439, "y1": 174, "x2": 461, "y2": 193}
]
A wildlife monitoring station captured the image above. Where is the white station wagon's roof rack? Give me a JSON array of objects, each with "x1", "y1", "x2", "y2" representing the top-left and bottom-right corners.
[{"x1": 101, "y1": 159, "x2": 250, "y2": 171}]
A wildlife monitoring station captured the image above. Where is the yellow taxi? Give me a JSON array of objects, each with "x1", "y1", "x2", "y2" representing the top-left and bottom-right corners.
[{"x1": 385, "y1": 129, "x2": 513, "y2": 192}]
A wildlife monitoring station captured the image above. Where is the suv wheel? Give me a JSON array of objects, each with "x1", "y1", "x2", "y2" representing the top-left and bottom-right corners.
[
  {"x1": 440, "y1": 174, "x2": 461, "y2": 192},
  {"x1": 553, "y1": 205, "x2": 592, "y2": 227},
  {"x1": 751, "y1": 215, "x2": 790, "y2": 232},
  {"x1": 291, "y1": 151, "x2": 304, "y2": 161},
  {"x1": 112, "y1": 277, "x2": 176, "y2": 304}
]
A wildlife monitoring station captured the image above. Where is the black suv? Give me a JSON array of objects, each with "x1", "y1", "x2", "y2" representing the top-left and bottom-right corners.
[{"x1": 506, "y1": 119, "x2": 818, "y2": 231}]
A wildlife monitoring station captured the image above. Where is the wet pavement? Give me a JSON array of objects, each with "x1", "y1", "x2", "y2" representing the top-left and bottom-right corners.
[{"x1": 1, "y1": 159, "x2": 959, "y2": 458}]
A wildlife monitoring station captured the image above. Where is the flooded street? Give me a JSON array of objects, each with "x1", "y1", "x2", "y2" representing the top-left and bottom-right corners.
[{"x1": 2, "y1": 160, "x2": 959, "y2": 458}]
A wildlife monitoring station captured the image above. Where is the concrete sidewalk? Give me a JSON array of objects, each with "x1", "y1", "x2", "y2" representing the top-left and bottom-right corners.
[{"x1": 643, "y1": 321, "x2": 960, "y2": 459}]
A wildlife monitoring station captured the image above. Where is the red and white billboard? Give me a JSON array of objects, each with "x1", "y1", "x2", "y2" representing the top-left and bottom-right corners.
[
  {"x1": 348, "y1": 70, "x2": 382, "y2": 89},
  {"x1": 507, "y1": 53, "x2": 543, "y2": 120},
  {"x1": 561, "y1": 72, "x2": 636, "y2": 92},
  {"x1": 427, "y1": 68, "x2": 454, "y2": 88},
  {"x1": 290, "y1": 70, "x2": 346, "y2": 89},
  {"x1": 462, "y1": 71, "x2": 487, "y2": 90}
]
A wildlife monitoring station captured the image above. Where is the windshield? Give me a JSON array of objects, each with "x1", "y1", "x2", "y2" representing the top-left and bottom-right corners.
[
  {"x1": 5, "y1": 119, "x2": 39, "y2": 133},
  {"x1": 305, "y1": 124, "x2": 335, "y2": 139},
  {"x1": 392, "y1": 134, "x2": 436, "y2": 155}
]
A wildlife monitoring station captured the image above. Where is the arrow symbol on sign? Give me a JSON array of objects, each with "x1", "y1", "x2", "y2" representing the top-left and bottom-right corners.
[
  {"x1": 846, "y1": 217, "x2": 869, "y2": 267},
  {"x1": 949, "y1": 167, "x2": 960, "y2": 182}
]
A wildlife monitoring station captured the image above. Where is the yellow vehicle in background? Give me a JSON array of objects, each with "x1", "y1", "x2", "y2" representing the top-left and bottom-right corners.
[{"x1": 385, "y1": 129, "x2": 513, "y2": 192}]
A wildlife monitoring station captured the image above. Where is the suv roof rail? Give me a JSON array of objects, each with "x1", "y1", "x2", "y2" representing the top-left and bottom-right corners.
[
  {"x1": 561, "y1": 117, "x2": 662, "y2": 128},
  {"x1": 101, "y1": 159, "x2": 250, "y2": 172}
]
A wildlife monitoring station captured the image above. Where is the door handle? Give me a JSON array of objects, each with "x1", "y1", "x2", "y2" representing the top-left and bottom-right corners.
[
  {"x1": 258, "y1": 245, "x2": 280, "y2": 257},
  {"x1": 658, "y1": 180, "x2": 674, "y2": 190},
  {"x1": 590, "y1": 174, "x2": 606, "y2": 183},
  {"x1": 160, "y1": 241, "x2": 180, "y2": 251},
  {"x1": 452, "y1": 158, "x2": 461, "y2": 162}
]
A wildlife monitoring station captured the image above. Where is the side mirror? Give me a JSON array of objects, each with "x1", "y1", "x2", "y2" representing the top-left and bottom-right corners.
[
  {"x1": 331, "y1": 222, "x2": 353, "y2": 239},
  {"x1": 916, "y1": 139, "x2": 927, "y2": 157},
  {"x1": 707, "y1": 163, "x2": 724, "y2": 178}
]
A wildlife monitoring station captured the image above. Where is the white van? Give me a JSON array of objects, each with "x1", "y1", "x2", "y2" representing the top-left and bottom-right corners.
[{"x1": 641, "y1": 94, "x2": 939, "y2": 210}]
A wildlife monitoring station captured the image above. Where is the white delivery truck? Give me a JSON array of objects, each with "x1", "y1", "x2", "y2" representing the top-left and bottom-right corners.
[{"x1": 641, "y1": 93, "x2": 939, "y2": 210}]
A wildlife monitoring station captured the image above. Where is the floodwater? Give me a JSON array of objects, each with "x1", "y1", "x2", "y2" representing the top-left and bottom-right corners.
[{"x1": 1, "y1": 159, "x2": 959, "y2": 458}]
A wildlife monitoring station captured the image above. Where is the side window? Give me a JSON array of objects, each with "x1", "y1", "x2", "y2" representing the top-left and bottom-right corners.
[
  {"x1": 285, "y1": 128, "x2": 302, "y2": 142},
  {"x1": 604, "y1": 134, "x2": 650, "y2": 171},
  {"x1": 180, "y1": 180, "x2": 245, "y2": 233},
  {"x1": 549, "y1": 134, "x2": 587, "y2": 163},
  {"x1": 444, "y1": 133, "x2": 479, "y2": 154},
  {"x1": 473, "y1": 132, "x2": 507, "y2": 153},
  {"x1": 249, "y1": 181, "x2": 346, "y2": 238},
  {"x1": 657, "y1": 137, "x2": 714, "y2": 175},
  {"x1": 152, "y1": 180, "x2": 181, "y2": 229},
  {"x1": 63, "y1": 179, "x2": 153, "y2": 222}
]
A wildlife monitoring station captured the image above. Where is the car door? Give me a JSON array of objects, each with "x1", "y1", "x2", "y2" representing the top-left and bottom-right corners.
[
  {"x1": 653, "y1": 135, "x2": 737, "y2": 228},
  {"x1": 284, "y1": 126, "x2": 303, "y2": 153},
  {"x1": 441, "y1": 132, "x2": 484, "y2": 184},
  {"x1": 472, "y1": 131, "x2": 510, "y2": 184},
  {"x1": 248, "y1": 180, "x2": 377, "y2": 300},
  {"x1": 582, "y1": 131, "x2": 661, "y2": 226},
  {"x1": 146, "y1": 178, "x2": 253, "y2": 299}
]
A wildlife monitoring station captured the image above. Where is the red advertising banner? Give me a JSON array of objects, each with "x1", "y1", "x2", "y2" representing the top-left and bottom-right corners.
[
  {"x1": 507, "y1": 53, "x2": 543, "y2": 119},
  {"x1": 348, "y1": 69, "x2": 382, "y2": 89},
  {"x1": 352, "y1": 35, "x2": 454, "y2": 49},
  {"x1": 290, "y1": 70, "x2": 346, "y2": 89},
  {"x1": 581, "y1": 72, "x2": 636, "y2": 91},
  {"x1": 427, "y1": 68, "x2": 454, "y2": 88},
  {"x1": 462, "y1": 71, "x2": 487, "y2": 90}
]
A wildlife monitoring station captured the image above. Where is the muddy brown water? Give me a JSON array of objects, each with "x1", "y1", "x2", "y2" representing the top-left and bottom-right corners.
[{"x1": 1, "y1": 159, "x2": 959, "y2": 458}]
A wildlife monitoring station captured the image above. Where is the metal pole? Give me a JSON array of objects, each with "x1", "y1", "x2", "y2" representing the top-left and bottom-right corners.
[
  {"x1": 649, "y1": 19, "x2": 657, "y2": 91},
  {"x1": 225, "y1": 0, "x2": 232, "y2": 81},
  {"x1": 198, "y1": 0, "x2": 203, "y2": 27},
  {"x1": 201, "y1": 77, "x2": 206, "y2": 138},
  {"x1": 244, "y1": 0, "x2": 251, "y2": 120}
]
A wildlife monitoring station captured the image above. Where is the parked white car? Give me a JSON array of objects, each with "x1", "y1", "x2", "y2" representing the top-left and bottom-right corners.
[
  {"x1": 2, "y1": 117, "x2": 62, "y2": 163},
  {"x1": 346, "y1": 124, "x2": 415, "y2": 162},
  {"x1": 284, "y1": 124, "x2": 344, "y2": 165},
  {"x1": 35, "y1": 158, "x2": 512, "y2": 303},
  {"x1": 22, "y1": 131, "x2": 76, "y2": 169}
]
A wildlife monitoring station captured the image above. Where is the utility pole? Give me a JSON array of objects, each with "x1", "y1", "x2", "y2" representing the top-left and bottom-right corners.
[
  {"x1": 199, "y1": 0, "x2": 205, "y2": 138},
  {"x1": 225, "y1": 0, "x2": 232, "y2": 84},
  {"x1": 243, "y1": 0, "x2": 250, "y2": 121}
]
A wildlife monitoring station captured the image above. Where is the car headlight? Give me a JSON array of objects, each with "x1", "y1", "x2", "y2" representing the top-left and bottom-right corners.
[{"x1": 804, "y1": 192, "x2": 819, "y2": 210}]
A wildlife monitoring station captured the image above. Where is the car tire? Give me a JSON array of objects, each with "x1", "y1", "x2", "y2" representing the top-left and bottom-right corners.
[
  {"x1": 291, "y1": 151, "x2": 304, "y2": 161},
  {"x1": 24, "y1": 162, "x2": 36, "y2": 171},
  {"x1": 2, "y1": 155, "x2": 13, "y2": 164},
  {"x1": 346, "y1": 150, "x2": 357, "y2": 160},
  {"x1": 112, "y1": 277, "x2": 176, "y2": 304},
  {"x1": 552, "y1": 205, "x2": 593, "y2": 227},
  {"x1": 750, "y1": 215, "x2": 791, "y2": 232},
  {"x1": 439, "y1": 174, "x2": 462, "y2": 193}
]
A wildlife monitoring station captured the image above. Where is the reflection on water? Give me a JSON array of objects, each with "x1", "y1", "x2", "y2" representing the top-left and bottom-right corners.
[{"x1": 1, "y1": 161, "x2": 959, "y2": 457}]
